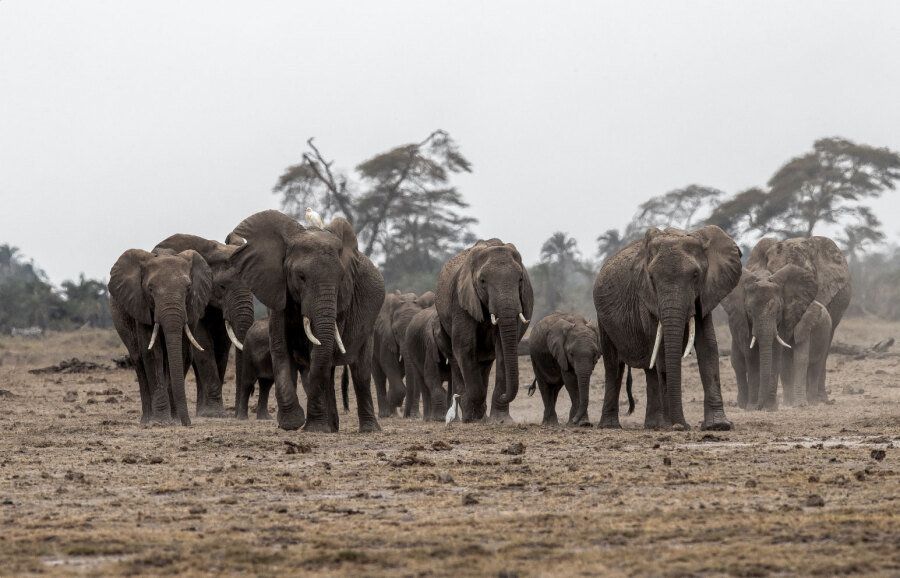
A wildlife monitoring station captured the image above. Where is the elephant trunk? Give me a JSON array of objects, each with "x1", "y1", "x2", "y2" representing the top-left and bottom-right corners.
[
  {"x1": 308, "y1": 284, "x2": 338, "y2": 371},
  {"x1": 660, "y1": 305, "x2": 688, "y2": 428},
  {"x1": 574, "y1": 363, "x2": 592, "y2": 421},
  {"x1": 496, "y1": 315, "x2": 521, "y2": 406},
  {"x1": 756, "y1": 321, "x2": 776, "y2": 409},
  {"x1": 160, "y1": 313, "x2": 191, "y2": 426},
  {"x1": 226, "y1": 290, "x2": 255, "y2": 411}
]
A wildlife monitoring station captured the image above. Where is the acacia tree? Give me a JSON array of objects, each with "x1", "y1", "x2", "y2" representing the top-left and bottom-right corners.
[{"x1": 273, "y1": 130, "x2": 476, "y2": 290}]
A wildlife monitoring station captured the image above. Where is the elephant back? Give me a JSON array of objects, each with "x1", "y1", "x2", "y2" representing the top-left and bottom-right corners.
[{"x1": 765, "y1": 236, "x2": 850, "y2": 307}]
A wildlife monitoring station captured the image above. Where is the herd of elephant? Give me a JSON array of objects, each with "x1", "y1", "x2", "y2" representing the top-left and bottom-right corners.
[{"x1": 108, "y1": 209, "x2": 850, "y2": 433}]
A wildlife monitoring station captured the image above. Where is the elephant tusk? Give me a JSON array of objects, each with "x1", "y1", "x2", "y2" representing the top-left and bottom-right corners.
[
  {"x1": 225, "y1": 321, "x2": 244, "y2": 351},
  {"x1": 303, "y1": 316, "x2": 322, "y2": 346},
  {"x1": 490, "y1": 313, "x2": 498, "y2": 326},
  {"x1": 750, "y1": 335, "x2": 757, "y2": 349},
  {"x1": 334, "y1": 322, "x2": 346, "y2": 354},
  {"x1": 519, "y1": 312, "x2": 529, "y2": 324},
  {"x1": 184, "y1": 325, "x2": 205, "y2": 352},
  {"x1": 648, "y1": 322, "x2": 662, "y2": 369},
  {"x1": 147, "y1": 323, "x2": 160, "y2": 350},
  {"x1": 682, "y1": 316, "x2": 695, "y2": 359},
  {"x1": 776, "y1": 332, "x2": 792, "y2": 349}
]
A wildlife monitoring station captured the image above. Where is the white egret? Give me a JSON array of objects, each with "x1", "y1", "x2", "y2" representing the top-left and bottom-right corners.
[
  {"x1": 305, "y1": 207, "x2": 325, "y2": 229},
  {"x1": 445, "y1": 393, "x2": 461, "y2": 425}
]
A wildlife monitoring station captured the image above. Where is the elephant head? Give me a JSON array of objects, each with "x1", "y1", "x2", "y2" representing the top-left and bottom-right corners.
[
  {"x1": 547, "y1": 316, "x2": 600, "y2": 420},
  {"x1": 637, "y1": 226, "x2": 741, "y2": 426},
  {"x1": 761, "y1": 236, "x2": 850, "y2": 307},
  {"x1": 154, "y1": 234, "x2": 255, "y2": 351},
  {"x1": 108, "y1": 248, "x2": 212, "y2": 425},
  {"x1": 456, "y1": 240, "x2": 534, "y2": 406},
  {"x1": 741, "y1": 264, "x2": 817, "y2": 409},
  {"x1": 228, "y1": 210, "x2": 356, "y2": 374}
]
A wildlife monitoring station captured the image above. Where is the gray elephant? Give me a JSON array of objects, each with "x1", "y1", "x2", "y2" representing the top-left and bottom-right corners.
[
  {"x1": 228, "y1": 210, "x2": 384, "y2": 432},
  {"x1": 594, "y1": 226, "x2": 742, "y2": 431},
  {"x1": 728, "y1": 236, "x2": 850, "y2": 409},
  {"x1": 236, "y1": 318, "x2": 275, "y2": 420},
  {"x1": 153, "y1": 234, "x2": 255, "y2": 418},
  {"x1": 371, "y1": 290, "x2": 435, "y2": 418},
  {"x1": 109, "y1": 248, "x2": 212, "y2": 425},
  {"x1": 403, "y1": 305, "x2": 454, "y2": 421},
  {"x1": 435, "y1": 239, "x2": 533, "y2": 422},
  {"x1": 528, "y1": 312, "x2": 615, "y2": 426},
  {"x1": 790, "y1": 300, "x2": 833, "y2": 404}
]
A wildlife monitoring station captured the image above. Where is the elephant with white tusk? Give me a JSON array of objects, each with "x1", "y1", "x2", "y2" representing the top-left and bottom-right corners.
[
  {"x1": 154, "y1": 234, "x2": 255, "y2": 418},
  {"x1": 228, "y1": 210, "x2": 384, "y2": 433},
  {"x1": 109, "y1": 248, "x2": 213, "y2": 426},
  {"x1": 594, "y1": 226, "x2": 742, "y2": 431},
  {"x1": 435, "y1": 239, "x2": 534, "y2": 423}
]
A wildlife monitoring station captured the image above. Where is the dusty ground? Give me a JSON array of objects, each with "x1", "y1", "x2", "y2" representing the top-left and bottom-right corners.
[{"x1": 0, "y1": 318, "x2": 897, "y2": 577}]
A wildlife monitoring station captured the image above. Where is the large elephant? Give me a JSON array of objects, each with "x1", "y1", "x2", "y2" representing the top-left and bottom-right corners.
[
  {"x1": 594, "y1": 226, "x2": 741, "y2": 431},
  {"x1": 731, "y1": 236, "x2": 850, "y2": 408},
  {"x1": 109, "y1": 248, "x2": 212, "y2": 425},
  {"x1": 435, "y1": 239, "x2": 533, "y2": 422},
  {"x1": 228, "y1": 210, "x2": 384, "y2": 432},
  {"x1": 528, "y1": 312, "x2": 607, "y2": 426},
  {"x1": 154, "y1": 234, "x2": 255, "y2": 417},
  {"x1": 403, "y1": 305, "x2": 454, "y2": 421},
  {"x1": 371, "y1": 290, "x2": 435, "y2": 418}
]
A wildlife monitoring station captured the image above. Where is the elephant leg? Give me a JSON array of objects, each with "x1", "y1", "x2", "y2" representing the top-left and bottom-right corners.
[
  {"x1": 453, "y1": 340, "x2": 485, "y2": 423},
  {"x1": 303, "y1": 363, "x2": 337, "y2": 433},
  {"x1": 780, "y1": 346, "x2": 795, "y2": 406},
  {"x1": 349, "y1": 353, "x2": 382, "y2": 433},
  {"x1": 403, "y1": 363, "x2": 421, "y2": 419},
  {"x1": 135, "y1": 355, "x2": 153, "y2": 424},
  {"x1": 148, "y1": 346, "x2": 174, "y2": 424},
  {"x1": 535, "y1": 369, "x2": 560, "y2": 426},
  {"x1": 269, "y1": 314, "x2": 305, "y2": 431},
  {"x1": 237, "y1": 361, "x2": 257, "y2": 420},
  {"x1": 256, "y1": 378, "x2": 273, "y2": 420},
  {"x1": 748, "y1": 346, "x2": 760, "y2": 409},
  {"x1": 789, "y1": 339, "x2": 811, "y2": 407},
  {"x1": 384, "y1": 359, "x2": 406, "y2": 416},
  {"x1": 371, "y1": 355, "x2": 391, "y2": 418},
  {"x1": 598, "y1": 331, "x2": 623, "y2": 428},
  {"x1": 643, "y1": 369, "x2": 668, "y2": 430},
  {"x1": 324, "y1": 366, "x2": 339, "y2": 431},
  {"x1": 424, "y1": 359, "x2": 447, "y2": 421},
  {"x1": 695, "y1": 314, "x2": 732, "y2": 431},
  {"x1": 190, "y1": 322, "x2": 226, "y2": 417},
  {"x1": 478, "y1": 361, "x2": 493, "y2": 421},
  {"x1": 811, "y1": 357, "x2": 828, "y2": 404},
  {"x1": 732, "y1": 349, "x2": 749, "y2": 410}
]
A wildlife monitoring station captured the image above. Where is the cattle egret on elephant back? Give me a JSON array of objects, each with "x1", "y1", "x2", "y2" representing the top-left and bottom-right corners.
[
  {"x1": 305, "y1": 207, "x2": 324, "y2": 229},
  {"x1": 446, "y1": 393, "x2": 461, "y2": 425}
]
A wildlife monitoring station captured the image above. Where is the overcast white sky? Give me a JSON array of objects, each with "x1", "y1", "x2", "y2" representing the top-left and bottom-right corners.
[{"x1": 2, "y1": 1, "x2": 899, "y2": 284}]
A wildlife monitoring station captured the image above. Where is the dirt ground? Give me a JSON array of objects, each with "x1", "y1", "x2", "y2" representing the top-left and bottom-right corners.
[{"x1": 0, "y1": 318, "x2": 897, "y2": 577}]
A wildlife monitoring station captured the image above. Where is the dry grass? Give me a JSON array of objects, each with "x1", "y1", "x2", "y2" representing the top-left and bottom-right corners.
[{"x1": 0, "y1": 317, "x2": 897, "y2": 576}]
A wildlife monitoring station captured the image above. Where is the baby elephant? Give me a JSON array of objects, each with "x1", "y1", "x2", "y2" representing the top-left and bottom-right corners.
[
  {"x1": 237, "y1": 318, "x2": 275, "y2": 420},
  {"x1": 789, "y1": 300, "x2": 833, "y2": 405},
  {"x1": 404, "y1": 306, "x2": 454, "y2": 421},
  {"x1": 529, "y1": 313, "x2": 606, "y2": 426}
]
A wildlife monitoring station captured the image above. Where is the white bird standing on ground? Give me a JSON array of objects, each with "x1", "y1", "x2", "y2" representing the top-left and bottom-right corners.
[
  {"x1": 445, "y1": 393, "x2": 461, "y2": 425},
  {"x1": 305, "y1": 207, "x2": 324, "y2": 229}
]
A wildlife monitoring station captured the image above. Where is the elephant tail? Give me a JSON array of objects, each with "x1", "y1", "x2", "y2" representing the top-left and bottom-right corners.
[
  {"x1": 341, "y1": 366, "x2": 350, "y2": 412},
  {"x1": 625, "y1": 365, "x2": 635, "y2": 415}
]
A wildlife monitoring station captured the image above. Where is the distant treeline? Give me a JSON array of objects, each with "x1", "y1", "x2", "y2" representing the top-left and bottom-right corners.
[
  {"x1": 5, "y1": 135, "x2": 899, "y2": 333},
  {"x1": 0, "y1": 245, "x2": 111, "y2": 332}
]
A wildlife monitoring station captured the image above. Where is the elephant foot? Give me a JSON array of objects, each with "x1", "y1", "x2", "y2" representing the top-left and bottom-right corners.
[
  {"x1": 377, "y1": 408, "x2": 395, "y2": 418},
  {"x1": 277, "y1": 407, "x2": 306, "y2": 431},
  {"x1": 303, "y1": 418, "x2": 337, "y2": 433},
  {"x1": 140, "y1": 413, "x2": 151, "y2": 425},
  {"x1": 197, "y1": 403, "x2": 228, "y2": 418},
  {"x1": 700, "y1": 416, "x2": 732, "y2": 431},
  {"x1": 570, "y1": 419, "x2": 593, "y2": 428},
  {"x1": 149, "y1": 413, "x2": 176, "y2": 426},
  {"x1": 644, "y1": 412, "x2": 670, "y2": 430},
  {"x1": 257, "y1": 410, "x2": 273, "y2": 421},
  {"x1": 542, "y1": 414, "x2": 560, "y2": 426},
  {"x1": 670, "y1": 421, "x2": 690, "y2": 431},
  {"x1": 597, "y1": 416, "x2": 622, "y2": 429},
  {"x1": 358, "y1": 418, "x2": 382, "y2": 433}
]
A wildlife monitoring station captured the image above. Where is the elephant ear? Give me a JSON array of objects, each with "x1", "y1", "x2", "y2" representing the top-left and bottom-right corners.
[
  {"x1": 376, "y1": 294, "x2": 400, "y2": 353},
  {"x1": 747, "y1": 237, "x2": 778, "y2": 271},
  {"x1": 109, "y1": 249, "x2": 153, "y2": 325},
  {"x1": 456, "y1": 255, "x2": 484, "y2": 322},
  {"x1": 327, "y1": 217, "x2": 359, "y2": 307},
  {"x1": 691, "y1": 225, "x2": 742, "y2": 318},
  {"x1": 229, "y1": 210, "x2": 304, "y2": 311},
  {"x1": 547, "y1": 319, "x2": 572, "y2": 372},
  {"x1": 809, "y1": 236, "x2": 850, "y2": 305},
  {"x1": 771, "y1": 264, "x2": 817, "y2": 337},
  {"x1": 181, "y1": 250, "x2": 213, "y2": 325},
  {"x1": 721, "y1": 269, "x2": 750, "y2": 319},
  {"x1": 427, "y1": 313, "x2": 444, "y2": 364}
]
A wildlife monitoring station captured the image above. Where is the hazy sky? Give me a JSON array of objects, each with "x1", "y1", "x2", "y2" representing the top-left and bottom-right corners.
[{"x1": 2, "y1": 1, "x2": 899, "y2": 284}]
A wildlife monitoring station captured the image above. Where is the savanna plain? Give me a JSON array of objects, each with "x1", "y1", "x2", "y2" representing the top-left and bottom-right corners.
[{"x1": 0, "y1": 318, "x2": 897, "y2": 577}]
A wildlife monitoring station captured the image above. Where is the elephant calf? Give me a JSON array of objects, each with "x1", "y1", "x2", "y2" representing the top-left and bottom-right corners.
[
  {"x1": 403, "y1": 306, "x2": 454, "y2": 421},
  {"x1": 236, "y1": 318, "x2": 275, "y2": 420},
  {"x1": 528, "y1": 313, "x2": 617, "y2": 426},
  {"x1": 790, "y1": 300, "x2": 832, "y2": 405}
]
